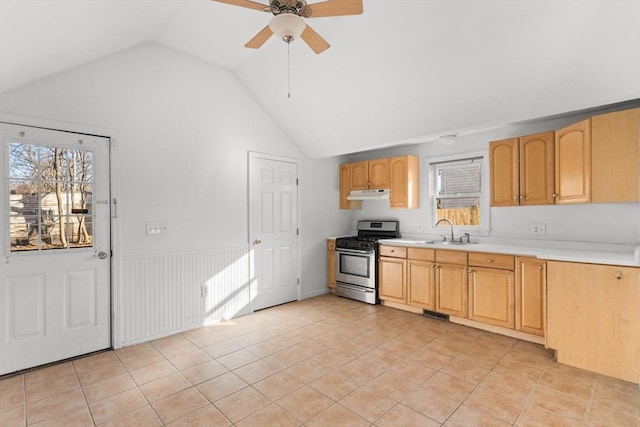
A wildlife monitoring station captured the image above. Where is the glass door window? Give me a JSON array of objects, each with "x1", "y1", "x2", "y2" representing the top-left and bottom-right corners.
[{"x1": 8, "y1": 142, "x2": 94, "y2": 252}]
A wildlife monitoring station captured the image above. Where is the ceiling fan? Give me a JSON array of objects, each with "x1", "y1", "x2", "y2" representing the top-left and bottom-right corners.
[{"x1": 213, "y1": 0, "x2": 364, "y2": 54}]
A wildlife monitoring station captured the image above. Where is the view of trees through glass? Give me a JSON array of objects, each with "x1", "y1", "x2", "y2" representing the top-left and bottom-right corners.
[{"x1": 8, "y1": 142, "x2": 94, "y2": 252}]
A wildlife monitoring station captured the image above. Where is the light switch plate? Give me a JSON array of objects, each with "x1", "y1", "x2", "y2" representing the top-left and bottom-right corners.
[{"x1": 146, "y1": 222, "x2": 168, "y2": 235}]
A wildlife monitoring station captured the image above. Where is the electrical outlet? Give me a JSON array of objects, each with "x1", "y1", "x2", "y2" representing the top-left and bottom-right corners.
[
  {"x1": 417, "y1": 224, "x2": 423, "y2": 232},
  {"x1": 530, "y1": 224, "x2": 546, "y2": 236}
]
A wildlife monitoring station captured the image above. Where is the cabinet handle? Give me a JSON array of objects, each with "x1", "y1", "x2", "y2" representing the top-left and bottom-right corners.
[
  {"x1": 519, "y1": 195, "x2": 524, "y2": 200},
  {"x1": 513, "y1": 196, "x2": 519, "y2": 201},
  {"x1": 552, "y1": 193, "x2": 557, "y2": 198},
  {"x1": 616, "y1": 271, "x2": 622, "y2": 280},
  {"x1": 487, "y1": 259, "x2": 494, "y2": 263},
  {"x1": 468, "y1": 268, "x2": 474, "y2": 273},
  {"x1": 539, "y1": 265, "x2": 544, "y2": 271}
]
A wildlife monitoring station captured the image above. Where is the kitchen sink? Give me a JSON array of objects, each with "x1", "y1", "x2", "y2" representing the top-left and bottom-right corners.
[
  {"x1": 385, "y1": 239, "x2": 476, "y2": 246},
  {"x1": 438, "y1": 240, "x2": 477, "y2": 246}
]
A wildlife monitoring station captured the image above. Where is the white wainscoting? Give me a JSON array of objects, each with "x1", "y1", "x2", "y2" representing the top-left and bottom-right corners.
[{"x1": 120, "y1": 247, "x2": 251, "y2": 346}]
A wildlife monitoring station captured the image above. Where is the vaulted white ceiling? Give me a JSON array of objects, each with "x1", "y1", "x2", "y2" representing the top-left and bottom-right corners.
[{"x1": 1, "y1": 0, "x2": 639, "y2": 158}]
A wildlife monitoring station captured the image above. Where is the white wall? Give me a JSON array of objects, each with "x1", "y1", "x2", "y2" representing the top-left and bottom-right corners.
[
  {"x1": 345, "y1": 105, "x2": 640, "y2": 246},
  {"x1": 0, "y1": 42, "x2": 349, "y2": 343}
]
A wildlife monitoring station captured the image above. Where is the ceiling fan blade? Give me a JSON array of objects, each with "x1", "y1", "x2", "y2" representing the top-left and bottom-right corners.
[
  {"x1": 212, "y1": 0, "x2": 269, "y2": 12},
  {"x1": 307, "y1": 0, "x2": 363, "y2": 18},
  {"x1": 301, "y1": 25, "x2": 330, "y2": 54},
  {"x1": 245, "y1": 25, "x2": 274, "y2": 49}
]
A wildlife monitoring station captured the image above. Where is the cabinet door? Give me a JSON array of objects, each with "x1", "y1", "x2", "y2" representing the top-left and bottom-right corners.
[
  {"x1": 368, "y1": 158, "x2": 390, "y2": 189},
  {"x1": 547, "y1": 262, "x2": 640, "y2": 383},
  {"x1": 520, "y1": 132, "x2": 555, "y2": 205},
  {"x1": 435, "y1": 263, "x2": 468, "y2": 317},
  {"x1": 327, "y1": 240, "x2": 336, "y2": 289},
  {"x1": 489, "y1": 138, "x2": 519, "y2": 206},
  {"x1": 407, "y1": 259, "x2": 435, "y2": 310},
  {"x1": 515, "y1": 257, "x2": 545, "y2": 336},
  {"x1": 379, "y1": 256, "x2": 406, "y2": 303},
  {"x1": 339, "y1": 163, "x2": 361, "y2": 210},
  {"x1": 592, "y1": 107, "x2": 640, "y2": 203},
  {"x1": 350, "y1": 161, "x2": 369, "y2": 190},
  {"x1": 555, "y1": 119, "x2": 591, "y2": 204},
  {"x1": 468, "y1": 267, "x2": 515, "y2": 328},
  {"x1": 389, "y1": 156, "x2": 419, "y2": 209}
]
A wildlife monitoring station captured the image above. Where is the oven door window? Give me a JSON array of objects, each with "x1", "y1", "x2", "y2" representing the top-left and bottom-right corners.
[{"x1": 339, "y1": 253, "x2": 371, "y2": 278}]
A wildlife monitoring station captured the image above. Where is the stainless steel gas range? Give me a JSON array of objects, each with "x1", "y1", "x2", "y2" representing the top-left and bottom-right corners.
[{"x1": 334, "y1": 220, "x2": 400, "y2": 304}]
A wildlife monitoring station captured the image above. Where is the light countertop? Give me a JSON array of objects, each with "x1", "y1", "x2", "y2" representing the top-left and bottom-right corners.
[{"x1": 377, "y1": 239, "x2": 640, "y2": 267}]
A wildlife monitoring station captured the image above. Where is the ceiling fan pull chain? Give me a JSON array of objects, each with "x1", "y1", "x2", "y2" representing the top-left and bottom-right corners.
[{"x1": 287, "y1": 42, "x2": 291, "y2": 99}]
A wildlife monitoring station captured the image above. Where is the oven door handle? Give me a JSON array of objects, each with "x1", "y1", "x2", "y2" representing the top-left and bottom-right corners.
[{"x1": 335, "y1": 248, "x2": 374, "y2": 255}]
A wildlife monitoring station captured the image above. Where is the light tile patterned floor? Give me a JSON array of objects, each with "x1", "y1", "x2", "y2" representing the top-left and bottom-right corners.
[{"x1": 1, "y1": 294, "x2": 639, "y2": 426}]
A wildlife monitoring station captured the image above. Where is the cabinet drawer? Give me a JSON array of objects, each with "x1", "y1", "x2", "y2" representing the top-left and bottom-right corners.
[
  {"x1": 379, "y1": 245, "x2": 407, "y2": 258},
  {"x1": 435, "y1": 250, "x2": 468, "y2": 265},
  {"x1": 327, "y1": 239, "x2": 336, "y2": 251},
  {"x1": 469, "y1": 252, "x2": 514, "y2": 270},
  {"x1": 407, "y1": 247, "x2": 435, "y2": 261}
]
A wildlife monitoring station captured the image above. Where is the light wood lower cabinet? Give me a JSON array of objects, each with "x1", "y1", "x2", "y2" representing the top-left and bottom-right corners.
[
  {"x1": 547, "y1": 261, "x2": 640, "y2": 383},
  {"x1": 407, "y1": 248, "x2": 436, "y2": 310},
  {"x1": 434, "y1": 250, "x2": 468, "y2": 318},
  {"x1": 468, "y1": 253, "x2": 515, "y2": 328},
  {"x1": 379, "y1": 245, "x2": 407, "y2": 303},
  {"x1": 327, "y1": 239, "x2": 336, "y2": 290},
  {"x1": 515, "y1": 257, "x2": 546, "y2": 336}
]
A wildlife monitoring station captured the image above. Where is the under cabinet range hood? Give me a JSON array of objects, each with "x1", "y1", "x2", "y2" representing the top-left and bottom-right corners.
[{"x1": 347, "y1": 189, "x2": 390, "y2": 200}]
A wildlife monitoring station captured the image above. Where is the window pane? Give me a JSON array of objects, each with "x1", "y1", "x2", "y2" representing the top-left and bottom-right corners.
[
  {"x1": 9, "y1": 143, "x2": 38, "y2": 179},
  {"x1": 8, "y1": 141, "x2": 96, "y2": 253},
  {"x1": 431, "y1": 156, "x2": 484, "y2": 229},
  {"x1": 10, "y1": 215, "x2": 40, "y2": 251},
  {"x1": 437, "y1": 203, "x2": 480, "y2": 226},
  {"x1": 41, "y1": 216, "x2": 69, "y2": 250},
  {"x1": 437, "y1": 161, "x2": 481, "y2": 195}
]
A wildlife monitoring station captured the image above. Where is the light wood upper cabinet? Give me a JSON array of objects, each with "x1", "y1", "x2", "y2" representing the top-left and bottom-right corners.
[
  {"x1": 379, "y1": 246, "x2": 407, "y2": 304},
  {"x1": 591, "y1": 107, "x2": 640, "y2": 203},
  {"x1": 368, "y1": 158, "x2": 390, "y2": 189},
  {"x1": 339, "y1": 163, "x2": 362, "y2": 210},
  {"x1": 407, "y1": 248, "x2": 436, "y2": 311},
  {"x1": 515, "y1": 257, "x2": 545, "y2": 336},
  {"x1": 490, "y1": 138, "x2": 519, "y2": 206},
  {"x1": 490, "y1": 132, "x2": 554, "y2": 206},
  {"x1": 350, "y1": 161, "x2": 369, "y2": 190},
  {"x1": 547, "y1": 261, "x2": 640, "y2": 383},
  {"x1": 520, "y1": 132, "x2": 555, "y2": 205},
  {"x1": 327, "y1": 239, "x2": 336, "y2": 290},
  {"x1": 339, "y1": 156, "x2": 417, "y2": 209},
  {"x1": 468, "y1": 253, "x2": 515, "y2": 329},
  {"x1": 389, "y1": 155, "x2": 419, "y2": 209},
  {"x1": 555, "y1": 119, "x2": 591, "y2": 204}
]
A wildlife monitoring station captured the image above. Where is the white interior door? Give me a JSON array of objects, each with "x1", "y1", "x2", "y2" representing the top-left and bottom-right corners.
[
  {"x1": 249, "y1": 153, "x2": 299, "y2": 311},
  {"x1": 0, "y1": 123, "x2": 111, "y2": 375}
]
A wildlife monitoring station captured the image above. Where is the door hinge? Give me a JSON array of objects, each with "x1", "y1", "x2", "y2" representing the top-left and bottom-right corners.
[
  {"x1": 297, "y1": 278, "x2": 300, "y2": 285},
  {"x1": 296, "y1": 178, "x2": 299, "y2": 185},
  {"x1": 297, "y1": 228, "x2": 299, "y2": 235}
]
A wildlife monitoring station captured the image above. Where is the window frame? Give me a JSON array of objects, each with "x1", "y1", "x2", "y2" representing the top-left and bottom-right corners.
[{"x1": 427, "y1": 151, "x2": 490, "y2": 236}]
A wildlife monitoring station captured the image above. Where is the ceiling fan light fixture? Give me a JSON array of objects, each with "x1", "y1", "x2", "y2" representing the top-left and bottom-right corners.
[{"x1": 269, "y1": 13, "x2": 306, "y2": 44}]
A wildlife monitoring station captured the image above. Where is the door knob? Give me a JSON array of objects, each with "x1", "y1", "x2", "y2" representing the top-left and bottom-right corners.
[
  {"x1": 253, "y1": 239, "x2": 262, "y2": 245},
  {"x1": 95, "y1": 251, "x2": 109, "y2": 259}
]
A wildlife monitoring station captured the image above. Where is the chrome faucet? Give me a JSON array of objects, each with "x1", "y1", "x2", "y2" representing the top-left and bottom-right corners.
[{"x1": 435, "y1": 218, "x2": 455, "y2": 242}]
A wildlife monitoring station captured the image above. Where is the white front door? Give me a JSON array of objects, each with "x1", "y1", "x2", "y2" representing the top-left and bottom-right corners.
[
  {"x1": 249, "y1": 153, "x2": 299, "y2": 311},
  {"x1": 0, "y1": 123, "x2": 111, "y2": 375}
]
